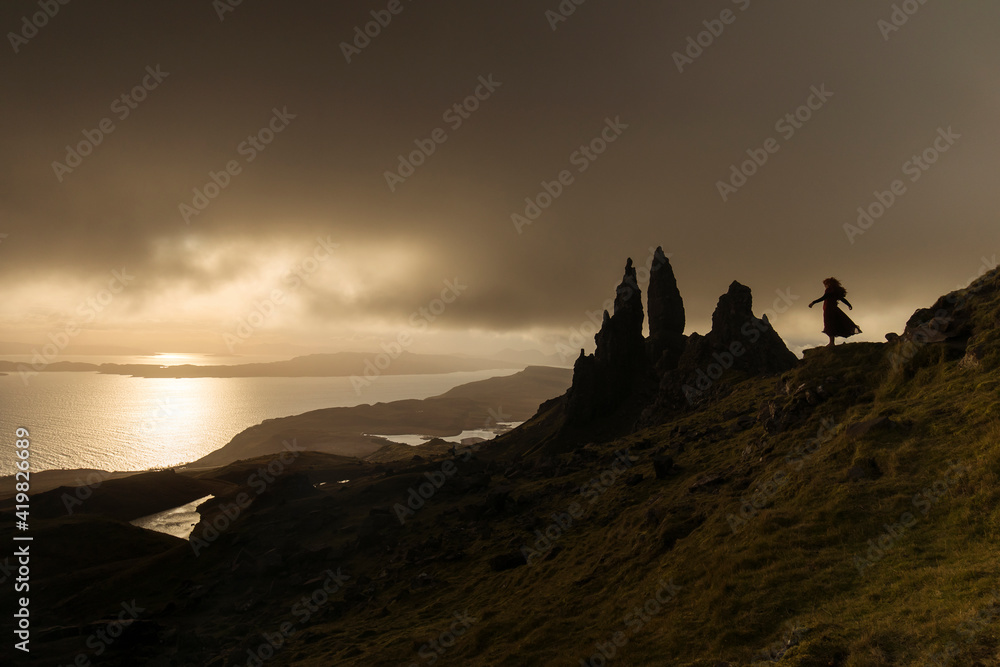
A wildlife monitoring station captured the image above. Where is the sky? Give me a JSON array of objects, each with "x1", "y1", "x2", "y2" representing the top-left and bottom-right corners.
[{"x1": 1, "y1": 0, "x2": 998, "y2": 361}]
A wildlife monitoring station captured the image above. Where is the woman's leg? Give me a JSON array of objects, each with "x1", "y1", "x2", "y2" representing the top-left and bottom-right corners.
[{"x1": 828, "y1": 334, "x2": 835, "y2": 347}]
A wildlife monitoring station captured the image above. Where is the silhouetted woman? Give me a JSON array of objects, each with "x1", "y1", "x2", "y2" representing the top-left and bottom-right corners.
[{"x1": 808, "y1": 277, "x2": 861, "y2": 347}]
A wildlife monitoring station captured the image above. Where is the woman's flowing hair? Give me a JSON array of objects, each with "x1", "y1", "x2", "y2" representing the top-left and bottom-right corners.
[{"x1": 823, "y1": 277, "x2": 847, "y2": 300}]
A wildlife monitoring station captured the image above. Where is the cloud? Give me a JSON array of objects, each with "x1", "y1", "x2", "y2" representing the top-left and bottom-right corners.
[{"x1": 1, "y1": 0, "x2": 998, "y2": 353}]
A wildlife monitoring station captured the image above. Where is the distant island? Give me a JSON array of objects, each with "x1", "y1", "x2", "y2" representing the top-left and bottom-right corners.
[
  {"x1": 187, "y1": 364, "x2": 573, "y2": 468},
  {"x1": 0, "y1": 351, "x2": 542, "y2": 379}
]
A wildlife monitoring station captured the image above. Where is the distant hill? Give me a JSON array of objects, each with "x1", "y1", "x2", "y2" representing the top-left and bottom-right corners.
[
  {"x1": 0, "y1": 351, "x2": 524, "y2": 378},
  {"x1": 488, "y1": 347, "x2": 571, "y2": 368},
  {"x1": 0, "y1": 341, "x2": 154, "y2": 356},
  {"x1": 188, "y1": 365, "x2": 572, "y2": 468}
]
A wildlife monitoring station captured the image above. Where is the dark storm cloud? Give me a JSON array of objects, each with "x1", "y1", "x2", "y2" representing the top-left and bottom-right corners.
[{"x1": 2, "y1": 0, "x2": 999, "y2": 346}]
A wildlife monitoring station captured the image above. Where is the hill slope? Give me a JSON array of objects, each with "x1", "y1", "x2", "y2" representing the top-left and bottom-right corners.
[
  {"x1": 190, "y1": 365, "x2": 572, "y2": 468},
  {"x1": 6, "y1": 265, "x2": 1000, "y2": 666}
]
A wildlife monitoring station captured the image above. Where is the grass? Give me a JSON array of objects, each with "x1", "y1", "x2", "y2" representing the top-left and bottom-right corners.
[
  {"x1": 17, "y1": 285, "x2": 1000, "y2": 665},
  {"x1": 346, "y1": 338, "x2": 1000, "y2": 666}
]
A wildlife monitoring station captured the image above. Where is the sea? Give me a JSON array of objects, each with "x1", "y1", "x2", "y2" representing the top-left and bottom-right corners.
[{"x1": 0, "y1": 354, "x2": 519, "y2": 476}]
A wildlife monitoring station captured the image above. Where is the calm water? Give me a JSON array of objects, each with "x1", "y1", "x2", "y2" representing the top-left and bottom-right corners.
[
  {"x1": 130, "y1": 494, "x2": 213, "y2": 540},
  {"x1": 367, "y1": 423, "x2": 523, "y2": 446},
  {"x1": 0, "y1": 369, "x2": 518, "y2": 476}
]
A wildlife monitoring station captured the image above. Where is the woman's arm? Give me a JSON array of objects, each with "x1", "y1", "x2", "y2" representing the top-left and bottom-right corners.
[
  {"x1": 841, "y1": 298, "x2": 853, "y2": 310},
  {"x1": 808, "y1": 296, "x2": 824, "y2": 308}
]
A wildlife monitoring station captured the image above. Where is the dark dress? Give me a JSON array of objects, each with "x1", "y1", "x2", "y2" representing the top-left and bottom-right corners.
[{"x1": 811, "y1": 290, "x2": 861, "y2": 338}]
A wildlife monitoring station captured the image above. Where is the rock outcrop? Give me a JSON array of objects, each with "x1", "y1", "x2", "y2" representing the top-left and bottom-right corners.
[
  {"x1": 642, "y1": 280, "x2": 798, "y2": 420},
  {"x1": 595, "y1": 257, "x2": 647, "y2": 377},
  {"x1": 684, "y1": 281, "x2": 797, "y2": 377},
  {"x1": 563, "y1": 248, "x2": 799, "y2": 432},
  {"x1": 566, "y1": 258, "x2": 649, "y2": 422},
  {"x1": 646, "y1": 246, "x2": 686, "y2": 370},
  {"x1": 891, "y1": 264, "x2": 1000, "y2": 372}
]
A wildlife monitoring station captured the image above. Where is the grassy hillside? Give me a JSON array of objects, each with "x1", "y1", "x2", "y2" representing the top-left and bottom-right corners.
[
  {"x1": 293, "y1": 338, "x2": 996, "y2": 666},
  {"x1": 9, "y1": 273, "x2": 999, "y2": 666}
]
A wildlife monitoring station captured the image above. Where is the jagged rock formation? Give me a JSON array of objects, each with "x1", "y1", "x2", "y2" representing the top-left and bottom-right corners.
[
  {"x1": 597, "y1": 257, "x2": 647, "y2": 374},
  {"x1": 893, "y1": 264, "x2": 1000, "y2": 372},
  {"x1": 557, "y1": 249, "x2": 805, "y2": 435},
  {"x1": 685, "y1": 281, "x2": 797, "y2": 376},
  {"x1": 646, "y1": 246, "x2": 686, "y2": 371},
  {"x1": 650, "y1": 281, "x2": 797, "y2": 415},
  {"x1": 563, "y1": 249, "x2": 798, "y2": 432},
  {"x1": 566, "y1": 258, "x2": 649, "y2": 422}
]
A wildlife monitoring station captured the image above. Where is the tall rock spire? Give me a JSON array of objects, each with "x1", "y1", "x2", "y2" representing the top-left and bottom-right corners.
[
  {"x1": 566, "y1": 257, "x2": 649, "y2": 422},
  {"x1": 594, "y1": 258, "x2": 645, "y2": 372},
  {"x1": 646, "y1": 246, "x2": 686, "y2": 369}
]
